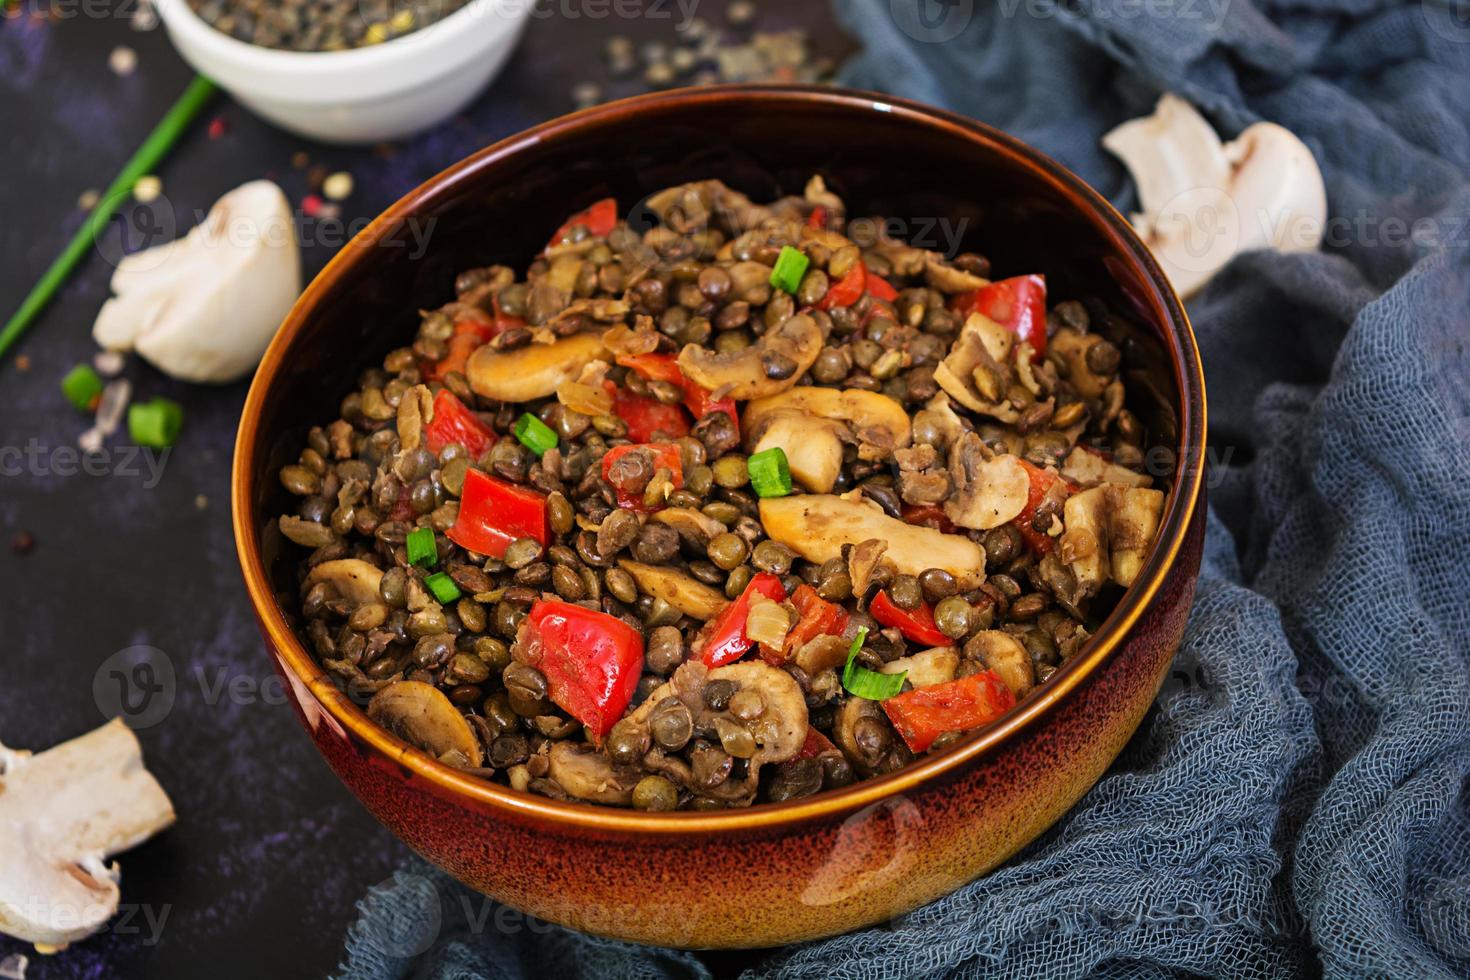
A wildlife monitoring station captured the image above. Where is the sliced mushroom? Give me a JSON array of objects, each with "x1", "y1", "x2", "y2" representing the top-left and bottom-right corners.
[
  {"x1": 547, "y1": 743, "x2": 636, "y2": 805},
  {"x1": 618, "y1": 559, "x2": 729, "y2": 621},
  {"x1": 1059, "y1": 484, "x2": 1166, "y2": 595},
  {"x1": 649, "y1": 506, "x2": 727, "y2": 548},
  {"x1": 0, "y1": 719, "x2": 175, "y2": 947},
  {"x1": 303, "y1": 558, "x2": 384, "y2": 606},
  {"x1": 833, "y1": 697, "x2": 912, "y2": 777},
  {"x1": 933, "y1": 313, "x2": 1022, "y2": 422},
  {"x1": 879, "y1": 646, "x2": 959, "y2": 689},
  {"x1": 847, "y1": 538, "x2": 888, "y2": 597},
  {"x1": 744, "y1": 388, "x2": 911, "y2": 489},
  {"x1": 1060, "y1": 446, "x2": 1152, "y2": 489},
  {"x1": 760, "y1": 494, "x2": 987, "y2": 589},
  {"x1": 964, "y1": 631, "x2": 1035, "y2": 699},
  {"x1": 394, "y1": 383, "x2": 434, "y2": 453},
  {"x1": 366, "y1": 681, "x2": 483, "y2": 768},
  {"x1": 1049, "y1": 327, "x2": 1112, "y2": 399},
  {"x1": 467, "y1": 331, "x2": 608, "y2": 403},
  {"x1": 677, "y1": 313, "x2": 822, "y2": 400},
  {"x1": 915, "y1": 391, "x2": 970, "y2": 450},
  {"x1": 792, "y1": 634, "x2": 850, "y2": 675},
  {"x1": 710, "y1": 661, "x2": 808, "y2": 765},
  {"x1": 924, "y1": 256, "x2": 990, "y2": 294},
  {"x1": 944, "y1": 437, "x2": 1031, "y2": 531}
]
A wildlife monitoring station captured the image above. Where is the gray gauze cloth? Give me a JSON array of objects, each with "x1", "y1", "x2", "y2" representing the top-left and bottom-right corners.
[{"x1": 339, "y1": 0, "x2": 1470, "y2": 976}]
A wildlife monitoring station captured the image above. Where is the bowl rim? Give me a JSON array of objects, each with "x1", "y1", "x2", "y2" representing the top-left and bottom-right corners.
[{"x1": 232, "y1": 83, "x2": 1206, "y2": 836}]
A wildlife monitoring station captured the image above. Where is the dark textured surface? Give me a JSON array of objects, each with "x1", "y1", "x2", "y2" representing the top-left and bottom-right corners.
[{"x1": 0, "y1": 4, "x2": 845, "y2": 978}]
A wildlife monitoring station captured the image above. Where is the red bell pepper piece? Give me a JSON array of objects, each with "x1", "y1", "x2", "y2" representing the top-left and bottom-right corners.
[
  {"x1": 699, "y1": 572, "x2": 787, "y2": 668},
  {"x1": 864, "y1": 271, "x2": 898, "y2": 303},
  {"x1": 618, "y1": 352, "x2": 739, "y2": 433},
  {"x1": 427, "y1": 319, "x2": 493, "y2": 382},
  {"x1": 780, "y1": 584, "x2": 849, "y2": 660},
  {"x1": 519, "y1": 599, "x2": 643, "y2": 738},
  {"x1": 881, "y1": 669, "x2": 1016, "y2": 753},
  {"x1": 870, "y1": 590, "x2": 954, "y2": 647},
  {"x1": 806, "y1": 205, "x2": 828, "y2": 229},
  {"x1": 817, "y1": 262, "x2": 866, "y2": 311},
  {"x1": 422, "y1": 389, "x2": 497, "y2": 459},
  {"x1": 601, "y1": 442, "x2": 684, "y2": 510},
  {"x1": 446, "y1": 468, "x2": 547, "y2": 559},
  {"x1": 950, "y1": 274, "x2": 1047, "y2": 360},
  {"x1": 1012, "y1": 459, "x2": 1072, "y2": 556},
  {"x1": 792, "y1": 725, "x2": 838, "y2": 761},
  {"x1": 546, "y1": 197, "x2": 617, "y2": 251},
  {"x1": 604, "y1": 382, "x2": 691, "y2": 443},
  {"x1": 900, "y1": 502, "x2": 957, "y2": 534}
]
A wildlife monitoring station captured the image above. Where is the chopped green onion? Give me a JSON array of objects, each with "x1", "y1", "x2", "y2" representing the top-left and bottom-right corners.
[
  {"x1": 406, "y1": 527, "x2": 438, "y2": 568},
  {"x1": 768, "y1": 245, "x2": 809, "y2": 294},
  {"x1": 127, "y1": 397, "x2": 183, "y2": 448},
  {"x1": 61, "y1": 364, "x2": 104, "y2": 411},
  {"x1": 513, "y1": 412, "x2": 558, "y2": 457},
  {"x1": 424, "y1": 571, "x2": 462, "y2": 604},
  {"x1": 841, "y1": 626, "x2": 908, "y2": 701},
  {"x1": 747, "y1": 447, "x2": 793, "y2": 498}
]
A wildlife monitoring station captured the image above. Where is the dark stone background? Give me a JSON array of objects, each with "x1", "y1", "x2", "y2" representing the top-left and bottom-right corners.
[{"x1": 0, "y1": 3, "x2": 849, "y2": 976}]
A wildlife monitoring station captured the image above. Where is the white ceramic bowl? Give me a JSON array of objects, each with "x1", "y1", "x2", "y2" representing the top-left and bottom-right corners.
[{"x1": 157, "y1": 0, "x2": 530, "y2": 144}]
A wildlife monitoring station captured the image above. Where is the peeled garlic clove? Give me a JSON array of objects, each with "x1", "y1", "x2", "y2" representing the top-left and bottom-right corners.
[
  {"x1": 93, "y1": 180, "x2": 301, "y2": 383},
  {"x1": 1103, "y1": 94, "x2": 1325, "y2": 299}
]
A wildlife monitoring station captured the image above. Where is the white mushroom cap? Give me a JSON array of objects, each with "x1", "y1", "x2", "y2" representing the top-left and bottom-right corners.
[{"x1": 0, "y1": 719, "x2": 175, "y2": 948}]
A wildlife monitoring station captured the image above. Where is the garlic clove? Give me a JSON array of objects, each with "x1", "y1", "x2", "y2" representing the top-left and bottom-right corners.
[{"x1": 92, "y1": 180, "x2": 301, "y2": 384}]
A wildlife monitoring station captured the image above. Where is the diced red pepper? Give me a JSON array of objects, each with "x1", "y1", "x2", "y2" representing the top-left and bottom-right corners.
[
  {"x1": 422, "y1": 389, "x2": 498, "y2": 459},
  {"x1": 780, "y1": 584, "x2": 849, "y2": 660},
  {"x1": 870, "y1": 590, "x2": 954, "y2": 647},
  {"x1": 546, "y1": 197, "x2": 617, "y2": 251},
  {"x1": 1012, "y1": 459, "x2": 1071, "y2": 556},
  {"x1": 950, "y1": 274, "x2": 1047, "y2": 360},
  {"x1": 793, "y1": 726, "x2": 838, "y2": 762},
  {"x1": 900, "y1": 502, "x2": 957, "y2": 534},
  {"x1": 618, "y1": 352, "x2": 739, "y2": 434},
  {"x1": 699, "y1": 572, "x2": 787, "y2": 668},
  {"x1": 605, "y1": 381, "x2": 691, "y2": 443},
  {"x1": 817, "y1": 262, "x2": 866, "y2": 311},
  {"x1": 519, "y1": 599, "x2": 643, "y2": 738},
  {"x1": 807, "y1": 205, "x2": 828, "y2": 229},
  {"x1": 865, "y1": 272, "x2": 898, "y2": 303},
  {"x1": 601, "y1": 442, "x2": 684, "y2": 511},
  {"x1": 445, "y1": 468, "x2": 547, "y2": 559},
  {"x1": 881, "y1": 669, "x2": 1016, "y2": 753}
]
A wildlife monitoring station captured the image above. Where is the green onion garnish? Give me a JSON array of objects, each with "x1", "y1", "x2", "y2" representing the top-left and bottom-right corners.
[
  {"x1": 513, "y1": 412, "x2": 558, "y2": 457},
  {"x1": 127, "y1": 397, "x2": 183, "y2": 448},
  {"x1": 424, "y1": 571, "x2": 462, "y2": 604},
  {"x1": 768, "y1": 245, "x2": 810, "y2": 295},
  {"x1": 747, "y1": 447, "x2": 792, "y2": 498},
  {"x1": 61, "y1": 364, "x2": 104, "y2": 411},
  {"x1": 841, "y1": 626, "x2": 907, "y2": 701},
  {"x1": 406, "y1": 527, "x2": 438, "y2": 568}
]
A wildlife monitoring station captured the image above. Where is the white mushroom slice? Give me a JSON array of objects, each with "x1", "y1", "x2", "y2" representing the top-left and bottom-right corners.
[
  {"x1": 879, "y1": 646, "x2": 959, "y2": 689},
  {"x1": 916, "y1": 391, "x2": 970, "y2": 450},
  {"x1": 965, "y1": 631, "x2": 1035, "y2": 699},
  {"x1": 744, "y1": 388, "x2": 911, "y2": 493},
  {"x1": 1060, "y1": 484, "x2": 1166, "y2": 594},
  {"x1": 944, "y1": 438, "x2": 1031, "y2": 531},
  {"x1": 933, "y1": 313, "x2": 1022, "y2": 422},
  {"x1": 1060, "y1": 446, "x2": 1152, "y2": 489},
  {"x1": 648, "y1": 507, "x2": 727, "y2": 545},
  {"x1": 467, "y1": 332, "x2": 608, "y2": 403},
  {"x1": 923, "y1": 256, "x2": 990, "y2": 294},
  {"x1": 1109, "y1": 485, "x2": 1166, "y2": 586},
  {"x1": 760, "y1": 494, "x2": 986, "y2": 589},
  {"x1": 618, "y1": 559, "x2": 729, "y2": 621},
  {"x1": 708, "y1": 661, "x2": 808, "y2": 765},
  {"x1": 303, "y1": 558, "x2": 384, "y2": 606},
  {"x1": 92, "y1": 180, "x2": 301, "y2": 383},
  {"x1": 0, "y1": 719, "x2": 175, "y2": 947},
  {"x1": 367, "y1": 681, "x2": 483, "y2": 768},
  {"x1": 1103, "y1": 93, "x2": 1325, "y2": 299},
  {"x1": 677, "y1": 313, "x2": 822, "y2": 400},
  {"x1": 547, "y1": 743, "x2": 635, "y2": 805},
  {"x1": 1049, "y1": 327, "x2": 1112, "y2": 399}
]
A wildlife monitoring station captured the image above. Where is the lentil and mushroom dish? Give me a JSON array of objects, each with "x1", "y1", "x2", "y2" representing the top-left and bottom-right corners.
[{"x1": 277, "y1": 177, "x2": 1166, "y2": 811}]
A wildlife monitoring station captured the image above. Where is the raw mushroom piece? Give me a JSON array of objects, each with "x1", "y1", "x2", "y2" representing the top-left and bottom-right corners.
[
  {"x1": 759, "y1": 494, "x2": 987, "y2": 589},
  {"x1": 0, "y1": 719, "x2": 175, "y2": 948},
  {"x1": 367, "y1": 680, "x2": 484, "y2": 768},
  {"x1": 1102, "y1": 93, "x2": 1326, "y2": 299},
  {"x1": 677, "y1": 313, "x2": 823, "y2": 400},
  {"x1": 1059, "y1": 484, "x2": 1167, "y2": 596},
  {"x1": 92, "y1": 180, "x2": 301, "y2": 383},
  {"x1": 467, "y1": 332, "x2": 609, "y2": 403},
  {"x1": 943, "y1": 435, "x2": 1031, "y2": 531},
  {"x1": 743, "y1": 388, "x2": 912, "y2": 493}
]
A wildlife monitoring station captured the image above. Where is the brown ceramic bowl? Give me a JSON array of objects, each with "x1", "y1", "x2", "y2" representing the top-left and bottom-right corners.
[{"x1": 233, "y1": 85, "x2": 1206, "y2": 949}]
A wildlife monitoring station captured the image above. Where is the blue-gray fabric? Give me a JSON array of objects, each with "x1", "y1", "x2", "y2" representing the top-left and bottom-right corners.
[{"x1": 338, "y1": 0, "x2": 1470, "y2": 976}]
